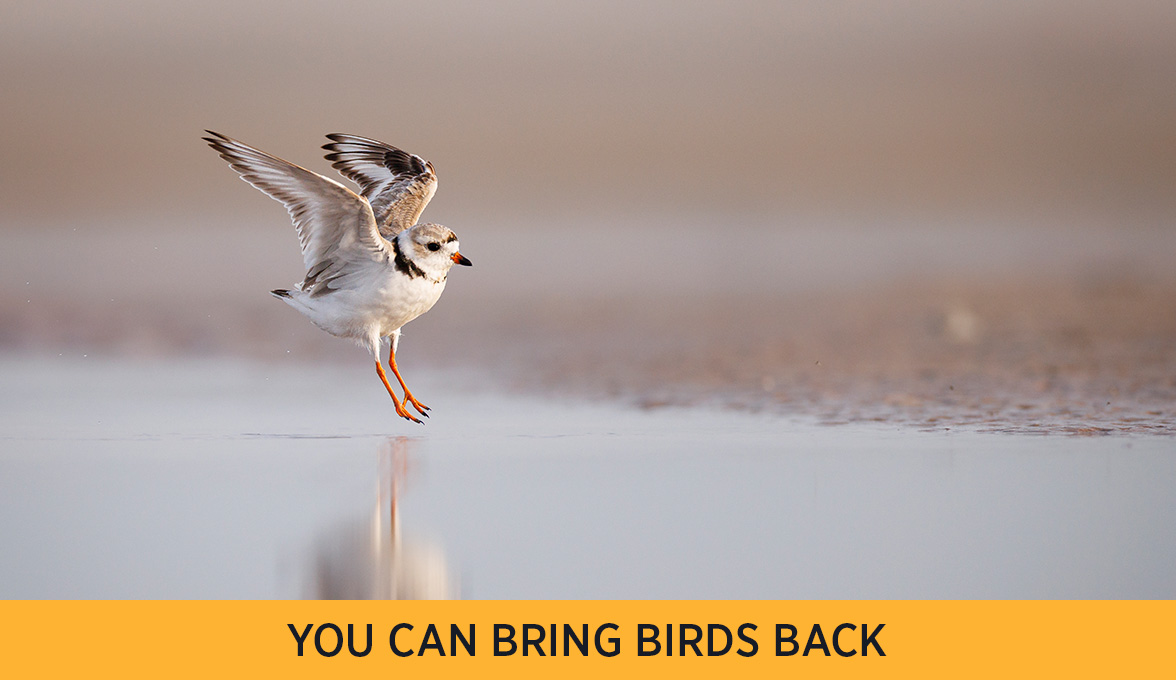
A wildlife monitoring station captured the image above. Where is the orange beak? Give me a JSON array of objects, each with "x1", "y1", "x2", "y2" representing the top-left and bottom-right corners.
[{"x1": 452, "y1": 252, "x2": 472, "y2": 266}]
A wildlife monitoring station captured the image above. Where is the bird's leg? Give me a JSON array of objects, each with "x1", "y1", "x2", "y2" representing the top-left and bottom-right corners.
[
  {"x1": 388, "y1": 345, "x2": 430, "y2": 417},
  {"x1": 375, "y1": 360, "x2": 422, "y2": 424}
]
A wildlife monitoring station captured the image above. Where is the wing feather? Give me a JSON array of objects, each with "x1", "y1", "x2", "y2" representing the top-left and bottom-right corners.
[
  {"x1": 204, "y1": 131, "x2": 391, "y2": 295},
  {"x1": 322, "y1": 133, "x2": 437, "y2": 236}
]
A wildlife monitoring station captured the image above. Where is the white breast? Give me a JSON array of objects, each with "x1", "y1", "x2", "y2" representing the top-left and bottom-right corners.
[{"x1": 370, "y1": 273, "x2": 447, "y2": 337}]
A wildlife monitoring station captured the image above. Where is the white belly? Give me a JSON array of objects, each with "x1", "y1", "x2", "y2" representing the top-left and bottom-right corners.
[{"x1": 282, "y1": 271, "x2": 447, "y2": 341}]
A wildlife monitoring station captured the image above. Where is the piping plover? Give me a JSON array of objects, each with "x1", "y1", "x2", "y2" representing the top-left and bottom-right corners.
[{"x1": 204, "y1": 131, "x2": 471, "y2": 424}]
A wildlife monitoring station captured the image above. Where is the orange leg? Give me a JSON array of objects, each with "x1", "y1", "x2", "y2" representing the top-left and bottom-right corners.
[
  {"x1": 389, "y1": 347, "x2": 430, "y2": 417},
  {"x1": 375, "y1": 360, "x2": 422, "y2": 424}
]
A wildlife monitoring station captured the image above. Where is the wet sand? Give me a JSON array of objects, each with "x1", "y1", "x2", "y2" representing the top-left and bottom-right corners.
[{"x1": 477, "y1": 276, "x2": 1176, "y2": 435}]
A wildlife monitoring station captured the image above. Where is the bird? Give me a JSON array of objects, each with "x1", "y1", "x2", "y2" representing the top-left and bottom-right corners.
[{"x1": 203, "y1": 131, "x2": 471, "y2": 424}]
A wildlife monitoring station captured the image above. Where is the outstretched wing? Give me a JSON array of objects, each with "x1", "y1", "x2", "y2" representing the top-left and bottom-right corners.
[
  {"x1": 204, "y1": 131, "x2": 391, "y2": 294},
  {"x1": 322, "y1": 133, "x2": 437, "y2": 236}
]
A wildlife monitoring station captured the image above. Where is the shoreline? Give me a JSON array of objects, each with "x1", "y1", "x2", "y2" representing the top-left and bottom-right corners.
[{"x1": 3, "y1": 270, "x2": 1174, "y2": 435}]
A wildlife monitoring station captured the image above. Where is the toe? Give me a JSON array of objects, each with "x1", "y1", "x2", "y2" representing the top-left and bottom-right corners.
[{"x1": 394, "y1": 405, "x2": 423, "y2": 424}]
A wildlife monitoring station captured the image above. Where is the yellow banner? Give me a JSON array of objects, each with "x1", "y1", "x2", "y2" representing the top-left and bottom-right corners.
[{"x1": 1, "y1": 601, "x2": 1171, "y2": 678}]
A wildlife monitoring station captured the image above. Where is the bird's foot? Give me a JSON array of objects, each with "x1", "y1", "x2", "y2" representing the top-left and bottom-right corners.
[
  {"x1": 406, "y1": 396, "x2": 431, "y2": 417},
  {"x1": 394, "y1": 401, "x2": 424, "y2": 424}
]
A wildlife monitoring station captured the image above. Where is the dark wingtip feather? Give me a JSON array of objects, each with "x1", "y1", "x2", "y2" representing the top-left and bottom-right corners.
[
  {"x1": 270, "y1": 288, "x2": 292, "y2": 299},
  {"x1": 202, "y1": 130, "x2": 235, "y2": 154}
]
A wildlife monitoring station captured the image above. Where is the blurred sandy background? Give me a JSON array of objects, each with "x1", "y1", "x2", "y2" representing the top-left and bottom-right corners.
[{"x1": 2, "y1": 1, "x2": 1175, "y2": 433}]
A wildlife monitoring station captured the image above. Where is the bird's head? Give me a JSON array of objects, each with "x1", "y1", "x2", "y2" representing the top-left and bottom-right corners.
[{"x1": 402, "y1": 223, "x2": 471, "y2": 278}]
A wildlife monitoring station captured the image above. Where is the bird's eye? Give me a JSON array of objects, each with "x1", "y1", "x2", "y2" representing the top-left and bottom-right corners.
[{"x1": 427, "y1": 242, "x2": 441, "y2": 251}]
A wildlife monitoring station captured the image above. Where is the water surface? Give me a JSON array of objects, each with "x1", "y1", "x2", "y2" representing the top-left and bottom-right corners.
[{"x1": 2, "y1": 357, "x2": 1173, "y2": 599}]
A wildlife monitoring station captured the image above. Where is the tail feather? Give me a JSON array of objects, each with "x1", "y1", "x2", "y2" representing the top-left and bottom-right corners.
[{"x1": 270, "y1": 288, "x2": 291, "y2": 299}]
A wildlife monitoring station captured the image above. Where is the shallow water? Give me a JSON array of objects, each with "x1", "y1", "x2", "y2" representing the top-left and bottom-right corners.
[{"x1": 1, "y1": 356, "x2": 1174, "y2": 599}]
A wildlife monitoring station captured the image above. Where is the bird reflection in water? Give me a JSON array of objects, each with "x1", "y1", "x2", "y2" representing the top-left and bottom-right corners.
[{"x1": 307, "y1": 436, "x2": 456, "y2": 599}]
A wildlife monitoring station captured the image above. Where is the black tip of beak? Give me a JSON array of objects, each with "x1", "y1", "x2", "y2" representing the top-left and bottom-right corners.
[{"x1": 455, "y1": 254, "x2": 472, "y2": 266}]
